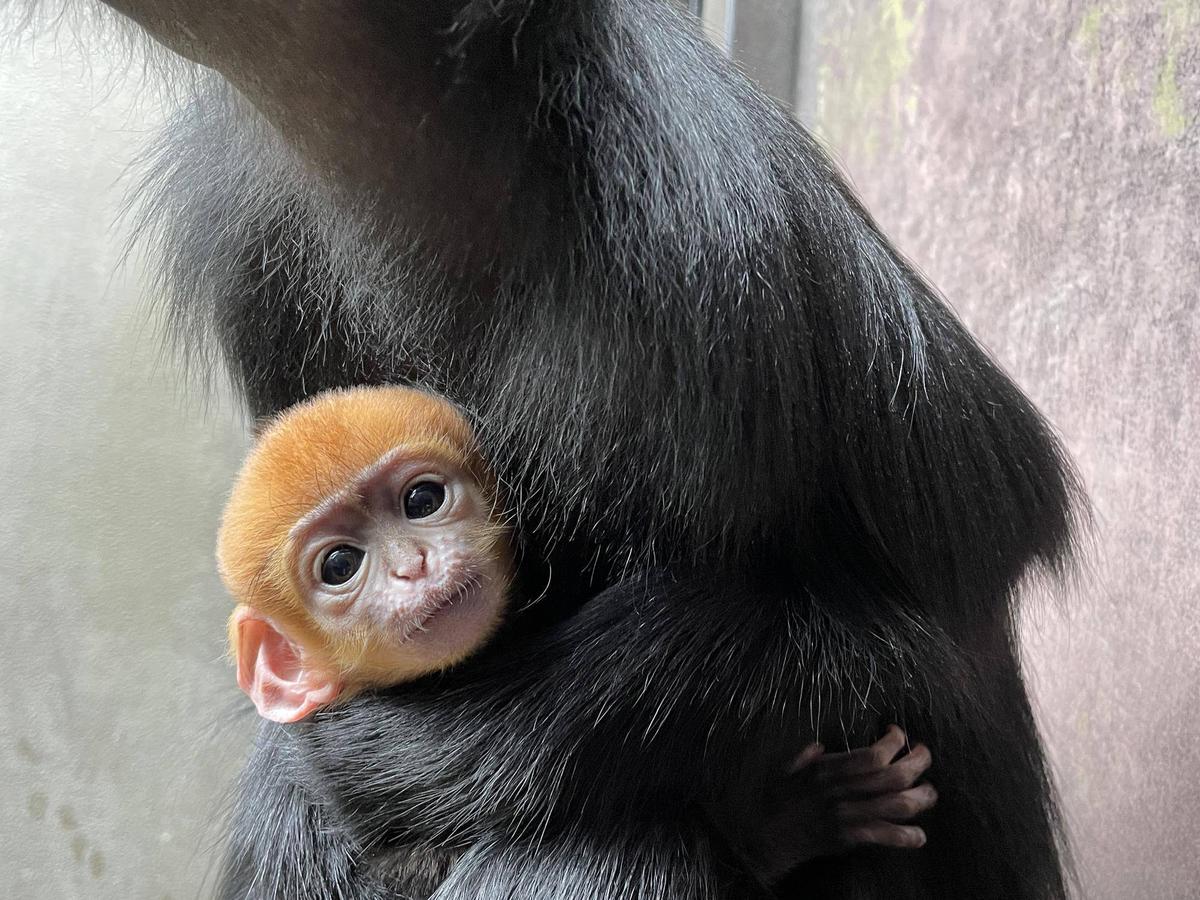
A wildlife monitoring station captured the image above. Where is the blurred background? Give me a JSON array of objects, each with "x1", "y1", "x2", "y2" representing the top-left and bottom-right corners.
[{"x1": 1, "y1": 1, "x2": 1196, "y2": 897}]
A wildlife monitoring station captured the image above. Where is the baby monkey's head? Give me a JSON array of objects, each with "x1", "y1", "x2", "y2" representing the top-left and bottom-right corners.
[{"x1": 217, "y1": 386, "x2": 512, "y2": 722}]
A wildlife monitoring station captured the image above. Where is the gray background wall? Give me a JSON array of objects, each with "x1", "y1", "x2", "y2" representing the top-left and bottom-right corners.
[
  {"x1": 1, "y1": 2, "x2": 1197, "y2": 897},
  {"x1": 0, "y1": 36, "x2": 253, "y2": 899}
]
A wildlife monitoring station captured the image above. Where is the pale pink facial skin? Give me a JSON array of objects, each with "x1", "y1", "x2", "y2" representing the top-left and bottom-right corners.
[{"x1": 233, "y1": 447, "x2": 509, "y2": 723}]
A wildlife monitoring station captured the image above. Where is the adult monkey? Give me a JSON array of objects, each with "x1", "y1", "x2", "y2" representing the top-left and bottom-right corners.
[{"x1": 28, "y1": 0, "x2": 1080, "y2": 897}]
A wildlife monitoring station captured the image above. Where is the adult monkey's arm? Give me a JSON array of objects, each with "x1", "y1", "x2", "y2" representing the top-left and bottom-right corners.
[
  {"x1": 98, "y1": 0, "x2": 568, "y2": 278},
  {"x1": 297, "y1": 574, "x2": 944, "y2": 851}
]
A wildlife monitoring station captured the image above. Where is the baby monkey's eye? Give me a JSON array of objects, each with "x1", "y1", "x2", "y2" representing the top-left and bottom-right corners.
[
  {"x1": 404, "y1": 481, "x2": 446, "y2": 520},
  {"x1": 320, "y1": 545, "x2": 364, "y2": 586}
]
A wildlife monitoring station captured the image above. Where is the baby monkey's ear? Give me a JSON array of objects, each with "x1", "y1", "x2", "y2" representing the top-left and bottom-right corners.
[{"x1": 231, "y1": 605, "x2": 342, "y2": 723}]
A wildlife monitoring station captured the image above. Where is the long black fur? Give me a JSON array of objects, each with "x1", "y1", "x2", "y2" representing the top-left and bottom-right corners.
[{"x1": 33, "y1": 0, "x2": 1085, "y2": 896}]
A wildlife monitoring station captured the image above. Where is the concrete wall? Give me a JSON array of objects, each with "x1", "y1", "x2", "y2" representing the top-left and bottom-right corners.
[
  {"x1": 0, "y1": 37, "x2": 253, "y2": 899},
  {"x1": 800, "y1": 2, "x2": 1200, "y2": 898}
]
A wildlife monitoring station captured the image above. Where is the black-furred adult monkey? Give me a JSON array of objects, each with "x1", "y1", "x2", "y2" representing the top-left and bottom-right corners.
[{"x1": 24, "y1": 0, "x2": 1081, "y2": 897}]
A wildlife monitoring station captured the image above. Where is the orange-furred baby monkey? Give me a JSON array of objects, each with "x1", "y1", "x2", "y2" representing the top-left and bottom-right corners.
[
  {"x1": 218, "y1": 385, "x2": 937, "y2": 859},
  {"x1": 218, "y1": 386, "x2": 513, "y2": 723}
]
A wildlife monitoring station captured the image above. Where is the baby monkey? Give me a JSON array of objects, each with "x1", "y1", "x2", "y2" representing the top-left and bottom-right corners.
[
  {"x1": 218, "y1": 386, "x2": 513, "y2": 723},
  {"x1": 218, "y1": 386, "x2": 936, "y2": 863}
]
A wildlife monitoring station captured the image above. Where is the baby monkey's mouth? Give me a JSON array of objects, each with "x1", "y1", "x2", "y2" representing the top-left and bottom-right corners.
[{"x1": 391, "y1": 566, "x2": 485, "y2": 644}]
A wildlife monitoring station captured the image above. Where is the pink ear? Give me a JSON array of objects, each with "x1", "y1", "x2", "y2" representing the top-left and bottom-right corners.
[{"x1": 232, "y1": 608, "x2": 342, "y2": 723}]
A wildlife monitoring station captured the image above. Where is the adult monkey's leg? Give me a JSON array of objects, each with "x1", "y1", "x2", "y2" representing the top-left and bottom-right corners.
[
  {"x1": 218, "y1": 727, "x2": 399, "y2": 900},
  {"x1": 430, "y1": 825, "x2": 761, "y2": 900},
  {"x1": 219, "y1": 574, "x2": 807, "y2": 900},
  {"x1": 221, "y1": 726, "x2": 757, "y2": 900}
]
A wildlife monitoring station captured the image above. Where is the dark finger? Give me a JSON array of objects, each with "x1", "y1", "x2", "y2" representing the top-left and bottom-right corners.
[
  {"x1": 787, "y1": 743, "x2": 825, "y2": 774},
  {"x1": 817, "y1": 726, "x2": 908, "y2": 779},
  {"x1": 843, "y1": 821, "x2": 927, "y2": 850},
  {"x1": 834, "y1": 744, "x2": 932, "y2": 797},
  {"x1": 835, "y1": 784, "x2": 938, "y2": 824}
]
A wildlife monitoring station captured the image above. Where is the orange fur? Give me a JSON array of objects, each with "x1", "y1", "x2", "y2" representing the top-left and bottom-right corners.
[{"x1": 217, "y1": 386, "x2": 509, "y2": 681}]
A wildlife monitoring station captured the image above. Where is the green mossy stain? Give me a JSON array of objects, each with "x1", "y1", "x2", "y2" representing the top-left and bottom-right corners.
[
  {"x1": 1075, "y1": 6, "x2": 1106, "y2": 58},
  {"x1": 880, "y1": 0, "x2": 923, "y2": 85},
  {"x1": 816, "y1": 0, "x2": 926, "y2": 161},
  {"x1": 1152, "y1": 0, "x2": 1197, "y2": 139},
  {"x1": 1153, "y1": 50, "x2": 1187, "y2": 138},
  {"x1": 1162, "y1": 0, "x2": 1200, "y2": 28}
]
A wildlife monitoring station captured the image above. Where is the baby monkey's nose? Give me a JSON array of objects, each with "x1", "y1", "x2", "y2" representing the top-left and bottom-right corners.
[{"x1": 389, "y1": 543, "x2": 428, "y2": 580}]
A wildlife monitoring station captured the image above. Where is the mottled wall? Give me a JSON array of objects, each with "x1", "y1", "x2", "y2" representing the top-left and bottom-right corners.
[
  {"x1": 0, "y1": 37, "x2": 253, "y2": 899},
  {"x1": 801, "y1": 2, "x2": 1200, "y2": 898}
]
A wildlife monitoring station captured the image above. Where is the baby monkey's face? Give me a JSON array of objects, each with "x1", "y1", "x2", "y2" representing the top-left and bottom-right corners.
[{"x1": 290, "y1": 445, "x2": 509, "y2": 682}]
